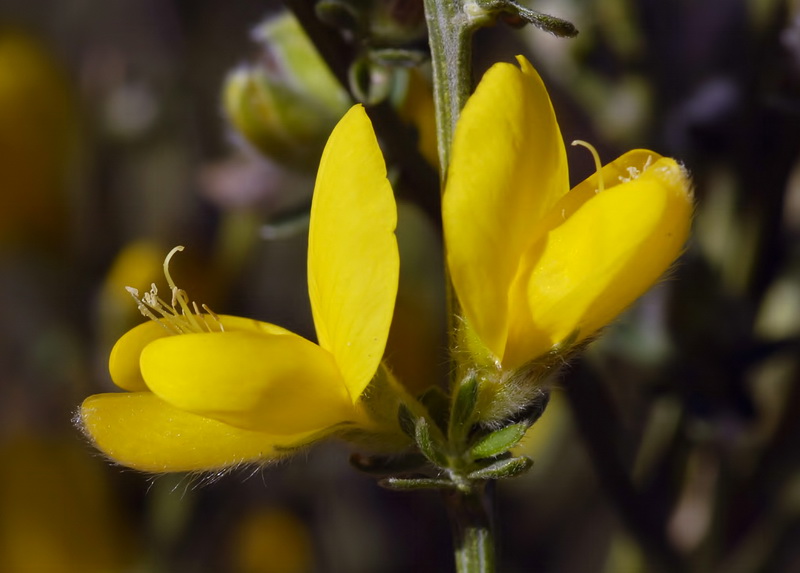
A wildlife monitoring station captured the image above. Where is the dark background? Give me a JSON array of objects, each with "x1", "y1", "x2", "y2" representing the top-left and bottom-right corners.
[{"x1": 0, "y1": 0, "x2": 799, "y2": 571}]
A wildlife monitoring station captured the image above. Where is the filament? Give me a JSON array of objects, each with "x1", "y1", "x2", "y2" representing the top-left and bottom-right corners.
[{"x1": 571, "y1": 140, "x2": 605, "y2": 194}]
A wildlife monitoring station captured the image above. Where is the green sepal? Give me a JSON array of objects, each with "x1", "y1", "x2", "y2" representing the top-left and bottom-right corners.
[
  {"x1": 519, "y1": 388, "x2": 550, "y2": 427},
  {"x1": 356, "y1": 364, "x2": 419, "y2": 448},
  {"x1": 500, "y1": 387, "x2": 550, "y2": 428},
  {"x1": 467, "y1": 456, "x2": 533, "y2": 481},
  {"x1": 349, "y1": 452, "x2": 429, "y2": 476},
  {"x1": 470, "y1": 422, "x2": 529, "y2": 460},
  {"x1": 449, "y1": 374, "x2": 478, "y2": 438},
  {"x1": 415, "y1": 416, "x2": 449, "y2": 468},
  {"x1": 379, "y1": 477, "x2": 459, "y2": 491}
]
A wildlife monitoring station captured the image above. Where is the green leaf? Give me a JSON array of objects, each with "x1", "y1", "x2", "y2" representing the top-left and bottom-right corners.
[
  {"x1": 397, "y1": 403, "x2": 417, "y2": 438},
  {"x1": 379, "y1": 477, "x2": 459, "y2": 491},
  {"x1": 474, "y1": 0, "x2": 578, "y2": 37},
  {"x1": 415, "y1": 417, "x2": 449, "y2": 468},
  {"x1": 449, "y1": 375, "x2": 478, "y2": 438},
  {"x1": 467, "y1": 456, "x2": 533, "y2": 481},
  {"x1": 470, "y1": 422, "x2": 528, "y2": 459}
]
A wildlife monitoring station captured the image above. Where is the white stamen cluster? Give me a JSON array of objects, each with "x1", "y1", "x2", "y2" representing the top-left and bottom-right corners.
[
  {"x1": 618, "y1": 154, "x2": 653, "y2": 183},
  {"x1": 126, "y1": 246, "x2": 224, "y2": 334}
]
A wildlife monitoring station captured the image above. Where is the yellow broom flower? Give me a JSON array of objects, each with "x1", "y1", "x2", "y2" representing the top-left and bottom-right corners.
[
  {"x1": 78, "y1": 105, "x2": 399, "y2": 472},
  {"x1": 444, "y1": 56, "x2": 693, "y2": 372}
]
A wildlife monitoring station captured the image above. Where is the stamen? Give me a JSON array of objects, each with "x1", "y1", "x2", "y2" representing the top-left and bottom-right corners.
[
  {"x1": 125, "y1": 246, "x2": 224, "y2": 334},
  {"x1": 163, "y1": 246, "x2": 203, "y2": 332},
  {"x1": 202, "y1": 304, "x2": 224, "y2": 332},
  {"x1": 618, "y1": 154, "x2": 653, "y2": 184},
  {"x1": 126, "y1": 286, "x2": 168, "y2": 328},
  {"x1": 571, "y1": 140, "x2": 605, "y2": 194},
  {"x1": 162, "y1": 246, "x2": 183, "y2": 291}
]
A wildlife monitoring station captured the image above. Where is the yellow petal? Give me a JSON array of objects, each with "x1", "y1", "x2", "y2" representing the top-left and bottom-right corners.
[
  {"x1": 140, "y1": 330, "x2": 355, "y2": 434},
  {"x1": 219, "y1": 315, "x2": 297, "y2": 336},
  {"x1": 109, "y1": 321, "x2": 171, "y2": 391},
  {"x1": 504, "y1": 153, "x2": 692, "y2": 368},
  {"x1": 108, "y1": 315, "x2": 294, "y2": 392},
  {"x1": 79, "y1": 392, "x2": 313, "y2": 473},
  {"x1": 307, "y1": 105, "x2": 399, "y2": 398},
  {"x1": 444, "y1": 56, "x2": 569, "y2": 361}
]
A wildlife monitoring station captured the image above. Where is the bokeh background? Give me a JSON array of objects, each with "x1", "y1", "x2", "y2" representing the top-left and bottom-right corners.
[{"x1": 1, "y1": 0, "x2": 800, "y2": 571}]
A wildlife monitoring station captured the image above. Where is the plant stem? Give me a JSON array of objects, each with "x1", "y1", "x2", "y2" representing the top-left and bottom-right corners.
[
  {"x1": 423, "y1": 2, "x2": 494, "y2": 571},
  {"x1": 422, "y1": 0, "x2": 474, "y2": 177},
  {"x1": 443, "y1": 483, "x2": 496, "y2": 573},
  {"x1": 422, "y1": 0, "x2": 474, "y2": 390}
]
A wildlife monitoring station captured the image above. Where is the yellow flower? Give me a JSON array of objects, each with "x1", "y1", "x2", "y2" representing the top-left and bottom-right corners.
[
  {"x1": 78, "y1": 105, "x2": 399, "y2": 472},
  {"x1": 443, "y1": 56, "x2": 693, "y2": 372},
  {"x1": 0, "y1": 32, "x2": 77, "y2": 249},
  {"x1": 0, "y1": 437, "x2": 135, "y2": 572},
  {"x1": 231, "y1": 507, "x2": 313, "y2": 573}
]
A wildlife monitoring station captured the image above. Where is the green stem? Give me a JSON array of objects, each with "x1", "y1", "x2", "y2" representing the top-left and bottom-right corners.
[
  {"x1": 422, "y1": 3, "x2": 496, "y2": 572},
  {"x1": 422, "y1": 0, "x2": 474, "y2": 178},
  {"x1": 443, "y1": 484, "x2": 496, "y2": 573},
  {"x1": 423, "y1": 0, "x2": 475, "y2": 392}
]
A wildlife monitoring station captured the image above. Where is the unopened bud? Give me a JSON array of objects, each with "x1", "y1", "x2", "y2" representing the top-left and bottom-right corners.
[{"x1": 222, "y1": 12, "x2": 350, "y2": 169}]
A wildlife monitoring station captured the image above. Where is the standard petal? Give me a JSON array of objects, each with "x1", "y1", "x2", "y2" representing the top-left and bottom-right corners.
[
  {"x1": 79, "y1": 392, "x2": 314, "y2": 473},
  {"x1": 108, "y1": 315, "x2": 294, "y2": 392},
  {"x1": 504, "y1": 154, "x2": 692, "y2": 368},
  {"x1": 140, "y1": 330, "x2": 355, "y2": 434},
  {"x1": 444, "y1": 56, "x2": 569, "y2": 361},
  {"x1": 307, "y1": 105, "x2": 399, "y2": 398}
]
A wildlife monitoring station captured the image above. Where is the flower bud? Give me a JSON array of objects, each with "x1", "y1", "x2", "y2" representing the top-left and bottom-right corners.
[{"x1": 222, "y1": 13, "x2": 350, "y2": 170}]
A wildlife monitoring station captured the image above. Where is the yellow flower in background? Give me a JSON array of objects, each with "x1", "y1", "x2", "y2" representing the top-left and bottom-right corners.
[
  {"x1": 97, "y1": 241, "x2": 164, "y2": 339},
  {"x1": 398, "y1": 69, "x2": 439, "y2": 168},
  {"x1": 231, "y1": 507, "x2": 313, "y2": 573},
  {"x1": 0, "y1": 437, "x2": 134, "y2": 572},
  {"x1": 79, "y1": 105, "x2": 399, "y2": 472},
  {"x1": 0, "y1": 31, "x2": 77, "y2": 249},
  {"x1": 444, "y1": 56, "x2": 693, "y2": 372}
]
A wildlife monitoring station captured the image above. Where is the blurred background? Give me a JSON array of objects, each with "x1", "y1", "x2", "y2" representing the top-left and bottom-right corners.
[{"x1": 1, "y1": 0, "x2": 799, "y2": 571}]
